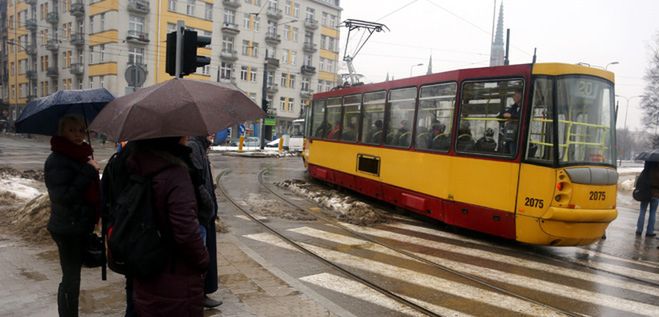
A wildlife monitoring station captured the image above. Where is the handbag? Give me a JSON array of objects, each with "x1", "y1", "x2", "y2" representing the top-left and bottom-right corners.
[
  {"x1": 632, "y1": 171, "x2": 652, "y2": 202},
  {"x1": 83, "y1": 233, "x2": 106, "y2": 268}
]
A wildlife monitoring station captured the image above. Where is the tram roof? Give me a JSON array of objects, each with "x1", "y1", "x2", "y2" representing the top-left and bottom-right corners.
[{"x1": 314, "y1": 63, "x2": 615, "y2": 100}]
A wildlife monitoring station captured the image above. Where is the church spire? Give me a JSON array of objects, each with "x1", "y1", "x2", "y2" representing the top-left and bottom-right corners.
[
  {"x1": 426, "y1": 55, "x2": 433, "y2": 75},
  {"x1": 490, "y1": 2, "x2": 505, "y2": 66}
]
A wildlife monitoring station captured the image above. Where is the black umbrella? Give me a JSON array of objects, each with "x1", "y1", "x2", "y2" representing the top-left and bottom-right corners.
[
  {"x1": 15, "y1": 88, "x2": 114, "y2": 135},
  {"x1": 636, "y1": 149, "x2": 659, "y2": 162}
]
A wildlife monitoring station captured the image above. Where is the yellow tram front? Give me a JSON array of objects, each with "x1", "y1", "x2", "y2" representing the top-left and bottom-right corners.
[{"x1": 516, "y1": 64, "x2": 617, "y2": 245}]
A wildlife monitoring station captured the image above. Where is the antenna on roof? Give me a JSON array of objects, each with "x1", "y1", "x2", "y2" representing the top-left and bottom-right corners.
[{"x1": 340, "y1": 19, "x2": 389, "y2": 85}]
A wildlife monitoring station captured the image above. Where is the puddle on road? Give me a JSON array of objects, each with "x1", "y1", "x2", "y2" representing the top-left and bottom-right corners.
[{"x1": 19, "y1": 267, "x2": 48, "y2": 281}]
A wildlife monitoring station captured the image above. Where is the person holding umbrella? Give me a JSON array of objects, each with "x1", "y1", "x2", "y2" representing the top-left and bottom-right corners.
[
  {"x1": 635, "y1": 158, "x2": 659, "y2": 238},
  {"x1": 45, "y1": 115, "x2": 101, "y2": 316}
]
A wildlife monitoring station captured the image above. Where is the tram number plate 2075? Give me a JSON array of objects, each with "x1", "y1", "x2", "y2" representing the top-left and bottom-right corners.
[
  {"x1": 524, "y1": 197, "x2": 544, "y2": 208},
  {"x1": 589, "y1": 191, "x2": 606, "y2": 200}
]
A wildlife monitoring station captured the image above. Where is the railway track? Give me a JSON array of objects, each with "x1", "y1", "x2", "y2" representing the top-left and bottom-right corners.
[{"x1": 216, "y1": 168, "x2": 584, "y2": 317}]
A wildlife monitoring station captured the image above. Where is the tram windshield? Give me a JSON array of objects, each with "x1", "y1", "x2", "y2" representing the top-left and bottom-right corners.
[{"x1": 526, "y1": 76, "x2": 615, "y2": 166}]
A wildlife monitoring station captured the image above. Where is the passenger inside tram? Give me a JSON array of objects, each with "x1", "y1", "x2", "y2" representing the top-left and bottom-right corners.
[
  {"x1": 475, "y1": 128, "x2": 498, "y2": 152},
  {"x1": 430, "y1": 122, "x2": 450, "y2": 150},
  {"x1": 370, "y1": 120, "x2": 383, "y2": 143},
  {"x1": 456, "y1": 122, "x2": 475, "y2": 151}
]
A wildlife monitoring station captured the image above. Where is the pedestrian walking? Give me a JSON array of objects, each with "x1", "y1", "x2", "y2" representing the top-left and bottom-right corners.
[
  {"x1": 45, "y1": 115, "x2": 101, "y2": 316},
  {"x1": 126, "y1": 137, "x2": 209, "y2": 317},
  {"x1": 635, "y1": 161, "x2": 659, "y2": 237},
  {"x1": 188, "y1": 135, "x2": 222, "y2": 308}
]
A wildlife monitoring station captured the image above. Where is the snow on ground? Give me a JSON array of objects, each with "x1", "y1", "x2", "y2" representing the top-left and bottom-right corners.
[
  {"x1": 276, "y1": 179, "x2": 387, "y2": 226},
  {"x1": 210, "y1": 145, "x2": 300, "y2": 157}
]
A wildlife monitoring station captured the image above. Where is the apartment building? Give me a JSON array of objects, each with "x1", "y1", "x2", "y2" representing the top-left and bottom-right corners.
[{"x1": 0, "y1": 0, "x2": 341, "y2": 137}]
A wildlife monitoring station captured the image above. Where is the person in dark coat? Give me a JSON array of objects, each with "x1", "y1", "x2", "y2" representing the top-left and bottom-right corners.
[
  {"x1": 127, "y1": 137, "x2": 209, "y2": 317},
  {"x1": 636, "y1": 161, "x2": 659, "y2": 237},
  {"x1": 187, "y1": 135, "x2": 221, "y2": 308},
  {"x1": 45, "y1": 115, "x2": 101, "y2": 317}
]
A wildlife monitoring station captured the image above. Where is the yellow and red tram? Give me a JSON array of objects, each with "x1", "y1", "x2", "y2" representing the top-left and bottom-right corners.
[{"x1": 303, "y1": 63, "x2": 617, "y2": 246}]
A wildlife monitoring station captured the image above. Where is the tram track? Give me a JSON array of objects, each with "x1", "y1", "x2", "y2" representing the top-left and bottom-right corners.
[{"x1": 216, "y1": 168, "x2": 583, "y2": 317}]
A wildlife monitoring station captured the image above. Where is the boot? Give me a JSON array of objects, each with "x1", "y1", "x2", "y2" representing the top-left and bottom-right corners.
[{"x1": 57, "y1": 283, "x2": 79, "y2": 317}]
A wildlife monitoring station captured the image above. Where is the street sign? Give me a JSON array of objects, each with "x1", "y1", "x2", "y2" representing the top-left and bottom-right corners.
[
  {"x1": 264, "y1": 117, "x2": 276, "y2": 126},
  {"x1": 125, "y1": 64, "x2": 147, "y2": 88}
]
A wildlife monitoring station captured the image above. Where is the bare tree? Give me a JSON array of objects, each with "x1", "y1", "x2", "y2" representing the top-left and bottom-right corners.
[{"x1": 640, "y1": 33, "x2": 659, "y2": 148}]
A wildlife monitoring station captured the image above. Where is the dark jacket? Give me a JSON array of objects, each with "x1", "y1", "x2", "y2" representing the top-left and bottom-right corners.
[
  {"x1": 128, "y1": 147, "x2": 209, "y2": 317},
  {"x1": 188, "y1": 136, "x2": 217, "y2": 226},
  {"x1": 44, "y1": 152, "x2": 98, "y2": 235}
]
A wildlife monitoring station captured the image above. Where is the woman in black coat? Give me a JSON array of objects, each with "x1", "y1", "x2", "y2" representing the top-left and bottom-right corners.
[{"x1": 45, "y1": 115, "x2": 100, "y2": 317}]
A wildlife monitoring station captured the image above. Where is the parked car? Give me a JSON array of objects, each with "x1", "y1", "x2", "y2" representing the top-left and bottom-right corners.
[{"x1": 227, "y1": 136, "x2": 262, "y2": 147}]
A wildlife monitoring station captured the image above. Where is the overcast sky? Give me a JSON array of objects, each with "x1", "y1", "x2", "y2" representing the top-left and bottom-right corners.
[{"x1": 338, "y1": 0, "x2": 659, "y2": 132}]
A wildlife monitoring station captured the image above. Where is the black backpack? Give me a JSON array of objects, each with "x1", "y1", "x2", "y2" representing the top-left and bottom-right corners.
[
  {"x1": 102, "y1": 149, "x2": 169, "y2": 278},
  {"x1": 633, "y1": 170, "x2": 652, "y2": 202}
]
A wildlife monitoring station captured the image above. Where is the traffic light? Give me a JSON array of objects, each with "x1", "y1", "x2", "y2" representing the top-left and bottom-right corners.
[
  {"x1": 165, "y1": 29, "x2": 212, "y2": 77},
  {"x1": 182, "y1": 30, "x2": 211, "y2": 76},
  {"x1": 262, "y1": 99, "x2": 269, "y2": 113}
]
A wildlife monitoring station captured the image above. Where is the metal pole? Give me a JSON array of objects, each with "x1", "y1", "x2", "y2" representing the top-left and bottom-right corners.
[
  {"x1": 175, "y1": 20, "x2": 185, "y2": 78},
  {"x1": 504, "y1": 28, "x2": 510, "y2": 65},
  {"x1": 260, "y1": 49, "x2": 269, "y2": 149}
]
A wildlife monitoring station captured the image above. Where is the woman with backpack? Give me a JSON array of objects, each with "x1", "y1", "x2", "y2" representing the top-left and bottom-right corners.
[
  {"x1": 45, "y1": 115, "x2": 101, "y2": 316},
  {"x1": 635, "y1": 161, "x2": 659, "y2": 237},
  {"x1": 125, "y1": 137, "x2": 209, "y2": 316}
]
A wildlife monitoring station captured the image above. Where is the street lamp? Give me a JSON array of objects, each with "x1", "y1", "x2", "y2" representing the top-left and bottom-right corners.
[
  {"x1": 605, "y1": 61, "x2": 619, "y2": 70},
  {"x1": 409, "y1": 63, "x2": 423, "y2": 77},
  {"x1": 615, "y1": 94, "x2": 641, "y2": 163}
]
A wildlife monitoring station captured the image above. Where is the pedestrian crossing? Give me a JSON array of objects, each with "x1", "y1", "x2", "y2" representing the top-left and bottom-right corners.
[{"x1": 239, "y1": 215, "x2": 659, "y2": 316}]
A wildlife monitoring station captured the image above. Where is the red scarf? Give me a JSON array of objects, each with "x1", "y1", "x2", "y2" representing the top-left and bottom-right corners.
[{"x1": 51, "y1": 136, "x2": 101, "y2": 217}]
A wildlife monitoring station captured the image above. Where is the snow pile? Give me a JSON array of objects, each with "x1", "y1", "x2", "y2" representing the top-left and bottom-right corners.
[
  {"x1": 210, "y1": 146, "x2": 300, "y2": 157},
  {"x1": 5, "y1": 194, "x2": 52, "y2": 243},
  {"x1": 0, "y1": 167, "x2": 51, "y2": 243},
  {"x1": 244, "y1": 192, "x2": 317, "y2": 221},
  {"x1": 276, "y1": 179, "x2": 387, "y2": 226},
  {"x1": 619, "y1": 178, "x2": 636, "y2": 191}
]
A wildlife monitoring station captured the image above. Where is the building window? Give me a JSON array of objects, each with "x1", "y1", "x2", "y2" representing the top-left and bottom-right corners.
[
  {"x1": 280, "y1": 73, "x2": 288, "y2": 87},
  {"x1": 89, "y1": 16, "x2": 94, "y2": 34},
  {"x1": 169, "y1": 0, "x2": 176, "y2": 11},
  {"x1": 99, "y1": 44, "x2": 105, "y2": 62},
  {"x1": 267, "y1": 70, "x2": 274, "y2": 86},
  {"x1": 222, "y1": 36, "x2": 234, "y2": 51},
  {"x1": 198, "y1": 64, "x2": 210, "y2": 75},
  {"x1": 305, "y1": 7, "x2": 315, "y2": 21},
  {"x1": 129, "y1": 15, "x2": 145, "y2": 33},
  {"x1": 290, "y1": 50, "x2": 296, "y2": 65},
  {"x1": 251, "y1": 42, "x2": 259, "y2": 57},
  {"x1": 289, "y1": 75, "x2": 296, "y2": 89},
  {"x1": 89, "y1": 46, "x2": 95, "y2": 64},
  {"x1": 100, "y1": 76, "x2": 105, "y2": 88},
  {"x1": 186, "y1": 0, "x2": 195, "y2": 15},
  {"x1": 220, "y1": 62, "x2": 233, "y2": 79},
  {"x1": 240, "y1": 65, "x2": 248, "y2": 80},
  {"x1": 301, "y1": 77, "x2": 310, "y2": 91},
  {"x1": 249, "y1": 67, "x2": 257, "y2": 82},
  {"x1": 241, "y1": 40, "x2": 250, "y2": 55},
  {"x1": 321, "y1": 12, "x2": 328, "y2": 26},
  {"x1": 280, "y1": 97, "x2": 286, "y2": 111},
  {"x1": 100, "y1": 13, "x2": 105, "y2": 31},
  {"x1": 243, "y1": 13, "x2": 250, "y2": 30},
  {"x1": 128, "y1": 46, "x2": 144, "y2": 64},
  {"x1": 224, "y1": 10, "x2": 235, "y2": 24},
  {"x1": 205, "y1": 3, "x2": 213, "y2": 20}
]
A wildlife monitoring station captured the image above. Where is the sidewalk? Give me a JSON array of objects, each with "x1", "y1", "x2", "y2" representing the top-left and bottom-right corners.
[{"x1": 0, "y1": 229, "x2": 335, "y2": 317}]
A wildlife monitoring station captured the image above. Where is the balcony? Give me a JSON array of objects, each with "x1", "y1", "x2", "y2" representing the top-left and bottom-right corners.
[
  {"x1": 301, "y1": 65, "x2": 316, "y2": 75},
  {"x1": 25, "y1": 18, "x2": 38, "y2": 31},
  {"x1": 70, "y1": 33, "x2": 84, "y2": 47},
  {"x1": 47, "y1": 12, "x2": 59, "y2": 25},
  {"x1": 266, "y1": 7, "x2": 282, "y2": 20},
  {"x1": 302, "y1": 42, "x2": 317, "y2": 53},
  {"x1": 25, "y1": 44, "x2": 37, "y2": 56},
  {"x1": 304, "y1": 18, "x2": 318, "y2": 30},
  {"x1": 300, "y1": 89, "x2": 313, "y2": 99},
  {"x1": 222, "y1": 0, "x2": 241, "y2": 8},
  {"x1": 126, "y1": 30, "x2": 149, "y2": 44},
  {"x1": 26, "y1": 70, "x2": 37, "y2": 80},
  {"x1": 70, "y1": 2, "x2": 84, "y2": 17},
  {"x1": 220, "y1": 49, "x2": 238, "y2": 61},
  {"x1": 221, "y1": 23, "x2": 240, "y2": 35},
  {"x1": 266, "y1": 57, "x2": 279, "y2": 68},
  {"x1": 47, "y1": 39, "x2": 60, "y2": 51},
  {"x1": 127, "y1": 0, "x2": 150, "y2": 14},
  {"x1": 267, "y1": 84, "x2": 279, "y2": 95},
  {"x1": 47, "y1": 67, "x2": 59, "y2": 78},
  {"x1": 70, "y1": 63, "x2": 84, "y2": 76},
  {"x1": 265, "y1": 32, "x2": 281, "y2": 45}
]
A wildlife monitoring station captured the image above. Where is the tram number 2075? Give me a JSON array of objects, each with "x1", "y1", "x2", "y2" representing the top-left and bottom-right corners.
[
  {"x1": 524, "y1": 197, "x2": 544, "y2": 208},
  {"x1": 589, "y1": 191, "x2": 606, "y2": 200}
]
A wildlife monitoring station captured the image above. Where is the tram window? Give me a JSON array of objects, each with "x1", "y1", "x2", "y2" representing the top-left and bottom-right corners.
[
  {"x1": 459, "y1": 79, "x2": 524, "y2": 156},
  {"x1": 311, "y1": 99, "x2": 327, "y2": 138},
  {"x1": 361, "y1": 91, "x2": 386, "y2": 145},
  {"x1": 325, "y1": 98, "x2": 342, "y2": 140},
  {"x1": 415, "y1": 82, "x2": 457, "y2": 151},
  {"x1": 526, "y1": 78, "x2": 554, "y2": 162},
  {"x1": 556, "y1": 77, "x2": 615, "y2": 165},
  {"x1": 385, "y1": 87, "x2": 417, "y2": 147},
  {"x1": 341, "y1": 94, "x2": 361, "y2": 142}
]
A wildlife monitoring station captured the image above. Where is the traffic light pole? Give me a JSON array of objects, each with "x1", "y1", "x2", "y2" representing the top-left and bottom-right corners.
[
  {"x1": 260, "y1": 49, "x2": 269, "y2": 150},
  {"x1": 175, "y1": 20, "x2": 185, "y2": 78}
]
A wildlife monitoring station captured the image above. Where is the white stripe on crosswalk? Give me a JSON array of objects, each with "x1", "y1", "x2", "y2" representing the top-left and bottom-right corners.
[
  {"x1": 242, "y1": 232, "x2": 299, "y2": 252},
  {"x1": 300, "y1": 273, "x2": 461, "y2": 317},
  {"x1": 388, "y1": 222, "x2": 659, "y2": 283},
  {"x1": 345, "y1": 223, "x2": 659, "y2": 298}
]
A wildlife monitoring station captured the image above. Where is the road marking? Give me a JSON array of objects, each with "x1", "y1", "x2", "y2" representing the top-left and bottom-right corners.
[
  {"x1": 289, "y1": 227, "x2": 372, "y2": 246},
  {"x1": 346, "y1": 223, "x2": 659, "y2": 298},
  {"x1": 388, "y1": 222, "x2": 659, "y2": 282},
  {"x1": 300, "y1": 272, "x2": 468, "y2": 317},
  {"x1": 242, "y1": 232, "x2": 299, "y2": 252}
]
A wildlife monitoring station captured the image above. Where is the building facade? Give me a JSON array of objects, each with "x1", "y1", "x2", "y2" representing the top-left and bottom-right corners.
[{"x1": 0, "y1": 0, "x2": 342, "y2": 137}]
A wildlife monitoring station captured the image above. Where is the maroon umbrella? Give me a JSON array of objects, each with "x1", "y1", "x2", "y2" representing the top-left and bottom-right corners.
[{"x1": 89, "y1": 78, "x2": 265, "y2": 141}]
